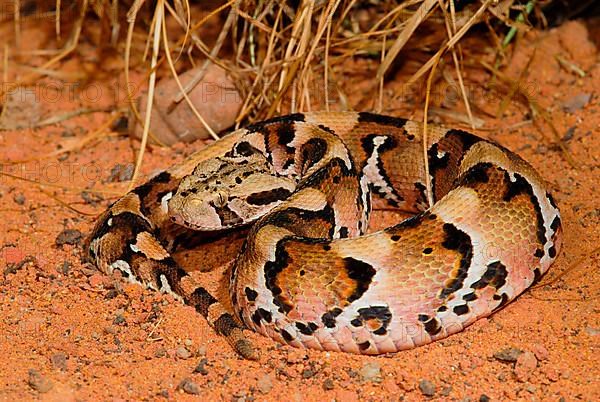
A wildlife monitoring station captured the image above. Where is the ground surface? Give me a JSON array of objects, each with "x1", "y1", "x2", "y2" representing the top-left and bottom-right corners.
[{"x1": 0, "y1": 19, "x2": 599, "y2": 402}]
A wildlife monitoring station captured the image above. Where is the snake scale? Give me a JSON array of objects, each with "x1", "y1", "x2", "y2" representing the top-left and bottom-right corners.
[{"x1": 85, "y1": 112, "x2": 562, "y2": 359}]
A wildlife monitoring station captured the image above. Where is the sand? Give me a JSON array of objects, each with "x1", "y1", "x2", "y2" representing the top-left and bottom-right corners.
[{"x1": 0, "y1": 19, "x2": 598, "y2": 401}]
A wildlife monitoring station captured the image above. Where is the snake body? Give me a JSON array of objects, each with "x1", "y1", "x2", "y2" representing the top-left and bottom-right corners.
[{"x1": 86, "y1": 112, "x2": 562, "y2": 357}]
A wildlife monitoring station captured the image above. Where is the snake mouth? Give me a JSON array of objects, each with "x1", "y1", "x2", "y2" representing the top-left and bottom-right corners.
[
  {"x1": 169, "y1": 204, "x2": 248, "y2": 232},
  {"x1": 169, "y1": 213, "x2": 251, "y2": 233},
  {"x1": 168, "y1": 206, "x2": 222, "y2": 231},
  {"x1": 170, "y1": 218, "x2": 220, "y2": 232}
]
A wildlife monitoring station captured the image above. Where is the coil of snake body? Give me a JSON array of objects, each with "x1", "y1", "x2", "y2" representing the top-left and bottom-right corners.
[{"x1": 86, "y1": 112, "x2": 562, "y2": 359}]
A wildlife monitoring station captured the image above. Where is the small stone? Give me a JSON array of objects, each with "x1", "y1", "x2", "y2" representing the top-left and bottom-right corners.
[
  {"x1": 88, "y1": 274, "x2": 104, "y2": 288},
  {"x1": 257, "y1": 373, "x2": 273, "y2": 394},
  {"x1": 322, "y1": 378, "x2": 335, "y2": 390},
  {"x1": 113, "y1": 314, "x2": 126, "y2": 325},
  {"x1": 50, "y1": 353, "x2": 68, "y2": 371},
  {"x1": 80, "y1": 266, "x2": 96, "y2": 277},
  {"x1": 440, "y1": 385, "x2": 452, "y2": 396},
  {"x1": 194, "y1": 358, "x2": 209, "y2": 375},
  {"x1": 58, "y1": 261, "x2": 71, "y2": 275},
  {"x1": 543, "y1": 366, "x2": 560, "y2": 382},
  {"x1": 302, "y1": 368, "x2": 316, "y2": 379},
  {"x1": 479, "y1": 394, "x2": 491, "y2": 402},
  {"x1": 493, "y1": 347, "x2": 523, "y2": 362},
  {"x1": 514, "y1": 351, "x2": 537, "y2": 382},
  {"x1": 4, "y1": 255, "x2": 36, "y2": 276},
  {"x1": 359, "y1": 362, "x2": 382, "y2": 382},
  {"x1": 176, "y1": 347, "x2": 191, "y2": 359},
  {"x1": 286, "y1": 349, "x2": 307, "y2": 364},
  {"x1": 584, "y1": 326, "x2": 600, "y2": 336},
  {"x1": 107, "y1": 163, "x2": 134, "y2": 182},
  {"x1": 562, "y1": 93, "x2": 591, "y2": 113},
  {"x1": 13, "y1": 193, "x2": 25, "y2": 205},
  {"x1": 2, "y1": 246, "x2": 22, "y2": 265},
  {"x1": 419, "y1": 379, "x2": 436, "y2": 396},
  {"x1": 55, "y1": 229, "x2": 83, "y2": 247},
  {"x1": 197, "y1": 345, "x2": 207, "y2": 356},
  {"x1": 177, "y1": 378, "x2": 200, "y2": 395},
  {"x1": 382, "y1": 377, "x2": 399, "y2": 393},
  {"x1": 398, "y1": 376, "x2": 414, "y2": 392},
  {"x1": 525, "y1": 383, "x2": 536, "y2": 393},
  {"x1": 154, "y1": 347, "x2": 167, "y2": 358},
  {"x1": 104, "y1": 289, "x2": 119, "y2": 299},
  {"x1": 27, "y1": 369, "x2": 53, "y2": 393},
  {"x1": 184, "y1": 339, "x2": 193, "y2": 347},
  {"x1": 531, "y1": 343, "x2": 549, "y2": 361}
]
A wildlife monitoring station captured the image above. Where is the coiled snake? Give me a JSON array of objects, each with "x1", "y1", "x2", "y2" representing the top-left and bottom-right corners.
[{"x1": 85, "y1": 112, "x2": 562, "y2": 359}]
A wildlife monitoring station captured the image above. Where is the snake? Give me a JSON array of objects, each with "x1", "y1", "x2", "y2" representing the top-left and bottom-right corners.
[{"x1": 85, "y1": 112, "x2": 562, "y2": 359}]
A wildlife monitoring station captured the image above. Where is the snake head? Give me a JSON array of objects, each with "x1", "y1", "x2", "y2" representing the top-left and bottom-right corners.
[{"x1": 168, "y1": 153, "x2": 296, "y2": 231}]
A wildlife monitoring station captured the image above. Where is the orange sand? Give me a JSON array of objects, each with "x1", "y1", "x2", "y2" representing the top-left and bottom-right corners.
[{"x1": 0, "y1": 20, "x2": 598, "y2": 401}]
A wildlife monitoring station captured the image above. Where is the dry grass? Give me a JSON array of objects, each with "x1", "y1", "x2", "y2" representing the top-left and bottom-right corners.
[
  {"x1": 0, "y1": 0, "x2": 576, "y2": 190},
  {"x1": 0, "y1": 0, "x2": 544, "y2": 120}
]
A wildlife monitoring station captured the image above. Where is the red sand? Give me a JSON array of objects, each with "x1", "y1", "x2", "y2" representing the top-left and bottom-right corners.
[{"x1": 0, "y1": 20, "x2": 599, "y2": 401}]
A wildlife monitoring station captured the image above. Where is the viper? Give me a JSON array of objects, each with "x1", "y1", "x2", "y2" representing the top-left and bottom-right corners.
[{"x1": 85, "y1": 112, "x2": 562, "y2": 359}]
